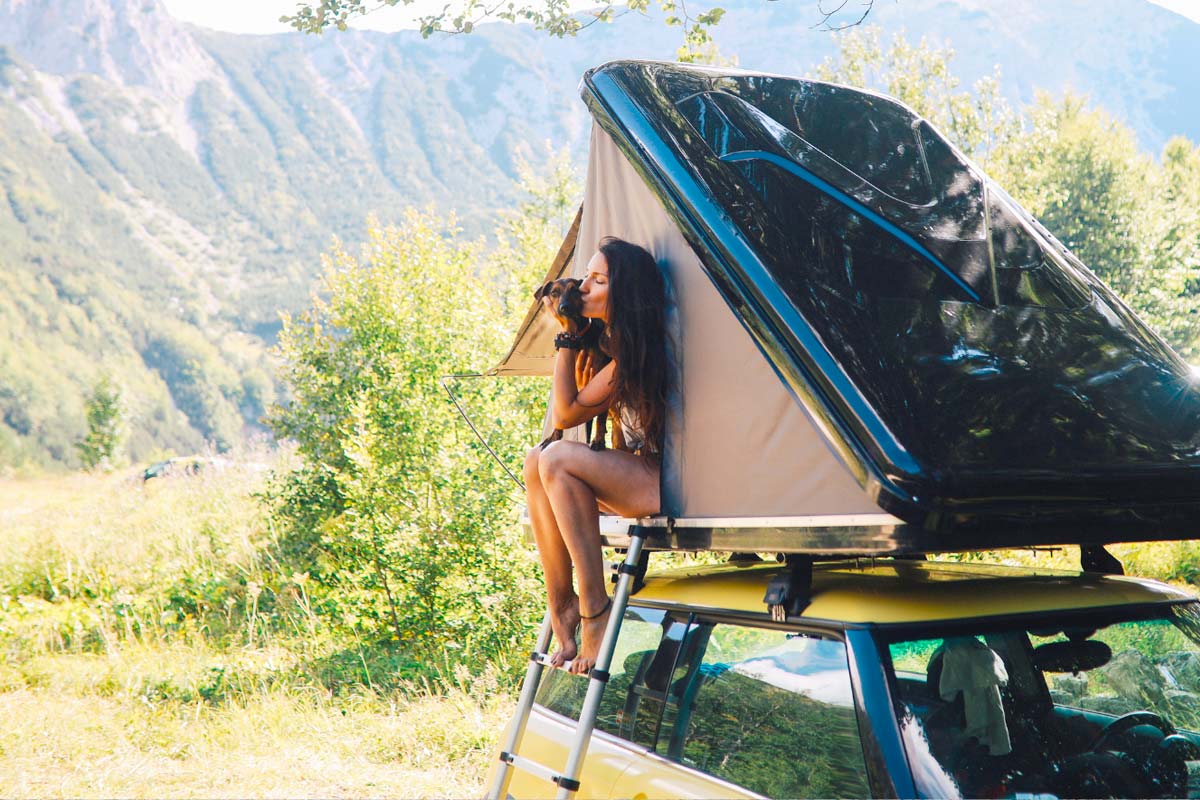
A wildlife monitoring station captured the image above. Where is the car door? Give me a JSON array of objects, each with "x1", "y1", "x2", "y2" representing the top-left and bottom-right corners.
[{"x1": 609, "y1": 613, "x2": 875, "y2": 800}]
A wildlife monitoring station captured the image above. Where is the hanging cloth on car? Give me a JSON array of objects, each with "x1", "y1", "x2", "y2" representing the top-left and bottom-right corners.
[{"x1": 937, "y1": 637, "x2": 1013, "y2": 756}]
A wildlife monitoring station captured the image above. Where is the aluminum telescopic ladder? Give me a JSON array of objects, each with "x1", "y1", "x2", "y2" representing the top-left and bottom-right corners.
[{"x1": 487, "y1": 529, "x2": 648, "y2": 800}]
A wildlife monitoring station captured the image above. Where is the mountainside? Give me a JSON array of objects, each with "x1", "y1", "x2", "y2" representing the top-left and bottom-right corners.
[{"x1": 0, "y1": 0, "x2": 1196, "y2": 468}]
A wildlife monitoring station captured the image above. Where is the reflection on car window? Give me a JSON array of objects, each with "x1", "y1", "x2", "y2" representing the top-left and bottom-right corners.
[
  {"x1": 675, "y1": 624, "x2": 870, "y2": 799},
  {"x1": 1035, "y1": 616, "x2": 1200, "y2": 732},
  {"x1": 534, "y1": 606, "x2": 672, "y2": 745},
  {"x1": 886, "y1": 604, "x2": 1200, "y2": 799}
]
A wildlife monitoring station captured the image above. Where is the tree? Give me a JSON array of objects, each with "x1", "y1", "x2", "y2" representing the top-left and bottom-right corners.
[
  {"x1": 989, "y1": 95, "x2": 1200, "y2": 356},
  {"x1": 282, "y1": 0, "x2": 873, "y2": 63},
  {"x1": 76, "y1": 376, "x2": 126, "y2": 470},
  {"x1": 267, "y1": 211, "x2": 531, "y2": 652}
]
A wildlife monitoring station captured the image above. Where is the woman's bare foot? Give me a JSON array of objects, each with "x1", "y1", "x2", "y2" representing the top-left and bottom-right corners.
[
  {"x1": 569, "y1": 597, "x2": 612, "y2": 676},
  {"x1": 547, "y1": 597, "x2": 580, "y2": 668}
]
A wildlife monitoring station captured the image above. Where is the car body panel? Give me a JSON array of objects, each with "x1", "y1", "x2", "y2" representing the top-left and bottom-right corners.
[
  {"x1": 489, "y1": 709, "x2": 636, "y2": 799},
  {"x1": 499, "y1": 562, "x2": 1200, "y2": 799},
  {"x1": 845, "y1": 627, "x2": 914, "y2": 799},
  {"x1": 610, "y1": 749, "x2": 762, "y2": 799}
]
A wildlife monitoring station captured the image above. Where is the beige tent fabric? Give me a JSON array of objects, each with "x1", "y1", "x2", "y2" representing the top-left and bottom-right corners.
[
  {"x1": 495, "y1": 122, "x2": 878, "y2": 517},
  {"x1": 489, "y1": 207, "x2": 581, "y2": 377}
]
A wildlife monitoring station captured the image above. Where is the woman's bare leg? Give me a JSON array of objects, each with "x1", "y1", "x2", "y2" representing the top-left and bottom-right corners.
[
  {"x1": 538, "y1": 441, "x2": 659, "y2": 675},
  {"x1": 524, "y1": 447, "x2": 579, "y2": 665}
]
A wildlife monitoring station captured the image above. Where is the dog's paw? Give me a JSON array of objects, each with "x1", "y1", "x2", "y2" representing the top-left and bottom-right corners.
[{"x1": 589, "y1": 440, "x2": 607, "y2": 452}]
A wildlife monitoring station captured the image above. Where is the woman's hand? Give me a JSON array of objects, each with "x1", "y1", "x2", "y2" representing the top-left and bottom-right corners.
[
  {"x1": 575, "y1": 350, "x2": 597, "y2": 390},
  {"x1": 554, "y1": 359, "x2": 616, "y2": 429}
]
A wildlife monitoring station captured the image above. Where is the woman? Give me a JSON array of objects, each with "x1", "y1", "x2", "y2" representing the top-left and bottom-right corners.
[{"x1": 523, "y1": 237, "x2": 669, "y2": 676}]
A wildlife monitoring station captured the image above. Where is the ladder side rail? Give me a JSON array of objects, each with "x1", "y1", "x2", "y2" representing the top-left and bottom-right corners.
[
  {"x1": 554, "y1": 528, "x2": 648, "y2": 800},
  {"x1": 488, "y1": 611, "x2": 554, "y2": 800}
]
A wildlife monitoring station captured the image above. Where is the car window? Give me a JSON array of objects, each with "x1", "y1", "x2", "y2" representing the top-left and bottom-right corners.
[
  {"x1": 1034, "y1": 616, "x2": 1200, "y2": 732},
  {"x1": 671, "y1": 623, "x2": 871, "y2": 799},
  {"x1": 534, "y1": 606, "x2": 686, "y2": 747},
  {"x1": 885, "y1": 605, "x2": 1200, "y2": 800}
]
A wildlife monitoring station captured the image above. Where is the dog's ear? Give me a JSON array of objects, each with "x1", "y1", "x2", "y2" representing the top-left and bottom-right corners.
[{"x1": 535, "y1": 281, "x2": 553, "y2": 301}]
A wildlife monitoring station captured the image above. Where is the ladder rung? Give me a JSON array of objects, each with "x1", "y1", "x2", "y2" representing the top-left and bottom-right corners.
[
  {"x1": 500, "y1": 752, "x2": 580, "y2": 791},
  {"x1": 529, "y1": 652, "x2": 610, "y2": 683},
  {"x1": 531, "y1": 652, "x2": 574, "y2": 671}
]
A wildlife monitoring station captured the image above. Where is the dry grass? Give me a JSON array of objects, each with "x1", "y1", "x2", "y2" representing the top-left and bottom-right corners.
[
  {"x1": 0, "y1": 465, "x2": 515, "y2": 798},
  {"x1": 0, "y1": 676, "x2": 509, "y2": 797},
  {"x1": 0, "y1": 466, "x2": 268, "y2": 602}
]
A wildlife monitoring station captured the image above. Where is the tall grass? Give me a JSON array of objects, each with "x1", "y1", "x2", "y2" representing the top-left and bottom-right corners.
[
  {"x1": 0, "y1": 462, "x2": 516, "y2": 797},
  {"x1": 0, "y1": 674, "x2": 510, "y2": 797}
]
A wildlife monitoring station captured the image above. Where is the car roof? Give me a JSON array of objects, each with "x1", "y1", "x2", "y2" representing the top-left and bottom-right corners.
[{"x1": 632, "y1": 559, "x2": 1195, "y2": 625}]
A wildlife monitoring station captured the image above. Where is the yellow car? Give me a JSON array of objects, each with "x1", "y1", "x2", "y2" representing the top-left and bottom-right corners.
[{"x1": 490, "y1": 557, "x2": 1200, "y2": 799}]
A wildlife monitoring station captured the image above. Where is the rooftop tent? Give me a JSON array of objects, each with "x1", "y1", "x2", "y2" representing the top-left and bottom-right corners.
[
  {"x1": 494, "y1": 119, "x2": 880, "y2": 521},
  {"x1": 495, "y1": 60, "x2": 1200, "y2": 549}
]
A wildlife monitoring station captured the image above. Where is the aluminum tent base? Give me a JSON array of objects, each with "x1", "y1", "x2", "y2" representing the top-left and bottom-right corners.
[{"x1": 523, "y1": 512, "x2": 1200, "y2": 558}]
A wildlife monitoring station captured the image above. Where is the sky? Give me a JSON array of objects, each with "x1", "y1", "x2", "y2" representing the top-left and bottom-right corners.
[{"x1": 158, "y1": 0, "x2": 1200, "y2": 34}]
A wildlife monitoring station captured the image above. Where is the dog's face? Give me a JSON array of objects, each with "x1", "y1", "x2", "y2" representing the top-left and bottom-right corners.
[{"x1": 536, "y1": 278, "x2": 587, "y2": 333}]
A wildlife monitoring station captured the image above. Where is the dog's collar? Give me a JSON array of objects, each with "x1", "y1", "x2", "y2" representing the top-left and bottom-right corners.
[{"x1": 576, "y1": 318, "x2": 594, "y2": 337}]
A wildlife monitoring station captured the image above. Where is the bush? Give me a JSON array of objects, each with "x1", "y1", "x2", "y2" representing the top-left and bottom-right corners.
[{"x1": 266, "y1": 207, "x2": 554, "y2": 681}]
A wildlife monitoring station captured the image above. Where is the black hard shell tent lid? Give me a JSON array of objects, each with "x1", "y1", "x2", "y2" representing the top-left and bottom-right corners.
[{"x1": 494, "y1": 60, "x2": 1200, "y2": 555}]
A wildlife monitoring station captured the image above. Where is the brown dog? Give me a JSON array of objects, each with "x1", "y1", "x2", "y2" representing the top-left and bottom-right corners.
[{"x1": 536, "y1": 278, "x2": 625, "y2": 452}]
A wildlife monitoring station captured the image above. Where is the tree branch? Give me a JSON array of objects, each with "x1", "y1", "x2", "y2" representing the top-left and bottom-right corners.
[
  {"x1": 812, "y1": 0, "x2": 875, "y2": 31},
  {"x1": 282, "y1": 0, "x2": 873, "y2": 38}
]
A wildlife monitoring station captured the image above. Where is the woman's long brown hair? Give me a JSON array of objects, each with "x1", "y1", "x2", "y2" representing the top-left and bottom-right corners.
[{"x1": 599, "y1": 237, "x2": 669, "y2": 456}]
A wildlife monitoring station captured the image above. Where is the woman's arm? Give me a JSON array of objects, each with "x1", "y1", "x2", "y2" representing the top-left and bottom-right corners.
[{"x1": 551, "y1": 349, "x2": 616, "y2": 430}]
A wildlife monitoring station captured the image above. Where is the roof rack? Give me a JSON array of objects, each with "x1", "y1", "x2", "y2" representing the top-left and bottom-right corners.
[{"x1": 522, "y1": 513, "x2": 1183, "y2": 558}]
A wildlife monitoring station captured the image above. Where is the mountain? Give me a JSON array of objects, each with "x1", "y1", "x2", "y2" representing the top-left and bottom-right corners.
[{"x1": 0, "y1": 0, "x2": 1195, "y2": 468}]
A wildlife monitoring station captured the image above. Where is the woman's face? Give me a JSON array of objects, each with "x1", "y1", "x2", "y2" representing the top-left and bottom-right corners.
[{"x1": 580, "y1": 251, "x2": 610, "y2": 322}]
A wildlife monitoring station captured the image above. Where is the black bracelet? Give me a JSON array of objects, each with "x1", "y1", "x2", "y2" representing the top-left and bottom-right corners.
[{"x1": 554, "y1": 332, "x2": 582, "y2": 350}]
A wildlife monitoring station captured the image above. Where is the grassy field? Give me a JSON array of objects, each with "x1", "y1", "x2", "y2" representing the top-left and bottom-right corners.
[
  {"x1": 6, "y1": 463, "x2": 1200, "y2": 798},
  {"x1": 0, "y1": 464, "x2": 514, "y2": 798}
]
